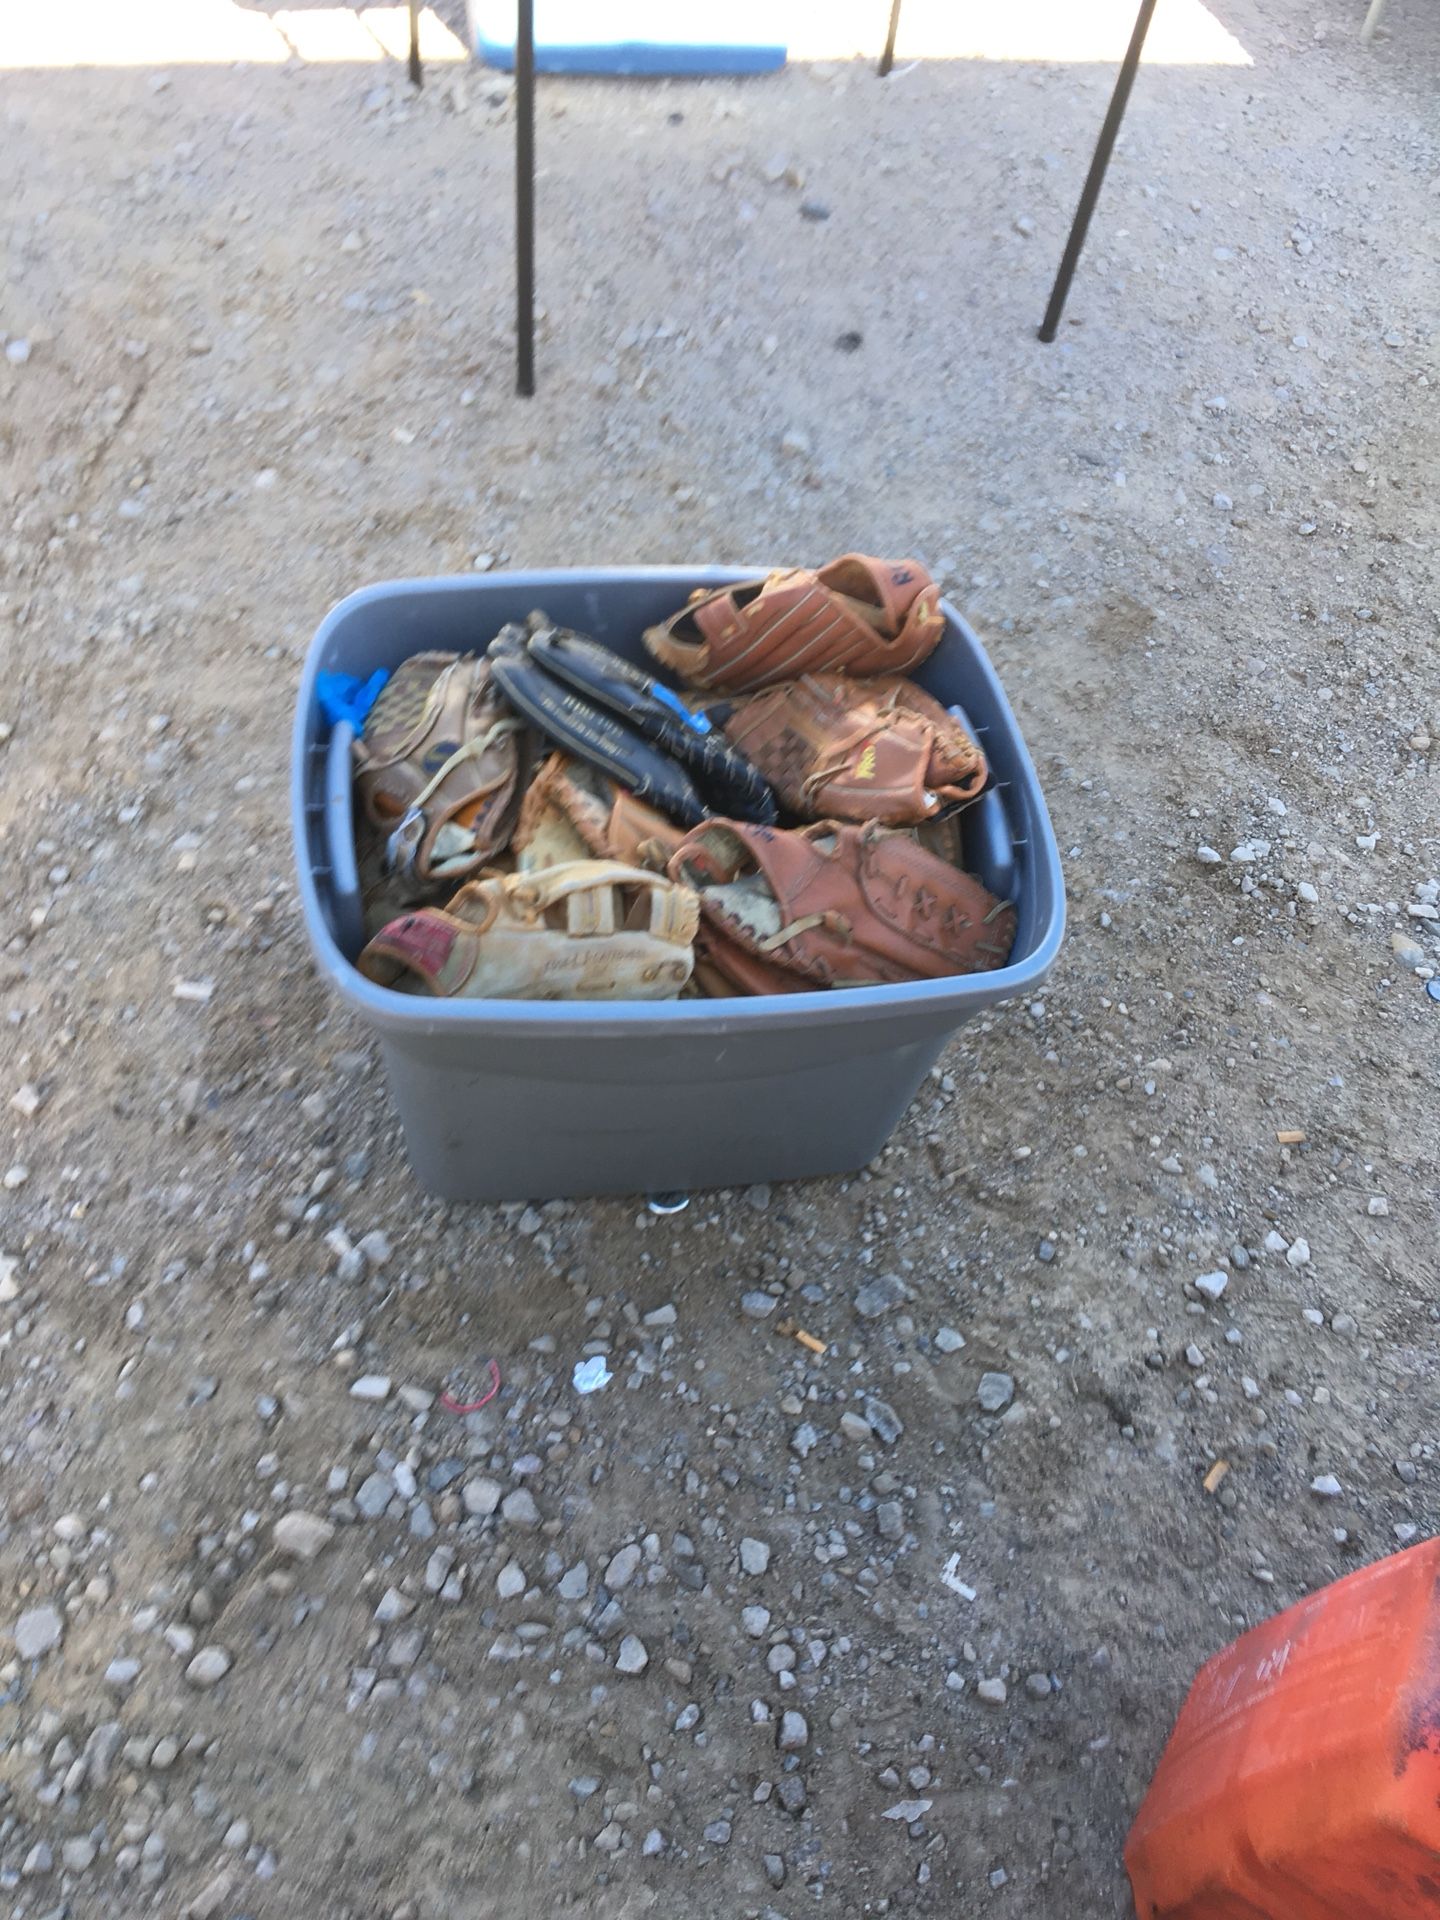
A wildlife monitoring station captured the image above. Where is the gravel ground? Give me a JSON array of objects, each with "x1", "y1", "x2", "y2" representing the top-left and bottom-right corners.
[{"x1": 3, "y1": 3, "x2": 1439, "y2": 1914}]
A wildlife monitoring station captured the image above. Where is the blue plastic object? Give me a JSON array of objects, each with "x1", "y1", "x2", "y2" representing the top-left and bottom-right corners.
[
  {"x1": 651, "y1": 681, "x2": 711, "y2": 734},
  {"x1": 471, "y1": 0, "x2": 786, "y2": 75},
  {"x1": 317, "y1": 669, "x2": 388, "y2": 733},
  {"x1": 292, "y1": 569, "x2": 1065, "y2": 1202}
]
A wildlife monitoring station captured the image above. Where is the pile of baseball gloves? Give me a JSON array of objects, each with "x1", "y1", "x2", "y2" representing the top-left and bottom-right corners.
[{"x1": 351, "y1": 555, "x2": 1017, "y2": 1002}]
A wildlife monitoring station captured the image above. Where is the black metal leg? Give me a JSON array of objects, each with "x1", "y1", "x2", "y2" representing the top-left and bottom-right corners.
[
  {"x1": 515, "y1": 0, "x2": 536, "y2": 395},
  {"x1": 1038, "y1": 0, "x2": 1157, "y2": 342},
  {"x1": 878, "y1": 0, "x2": 903, "y2": 76},
  {"x1": 407, "y1": 0, "x2": 422, "y2": 87}
]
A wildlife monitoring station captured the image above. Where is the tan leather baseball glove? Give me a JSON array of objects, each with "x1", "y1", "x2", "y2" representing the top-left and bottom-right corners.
[
  {"x1": 513, "y1": 753, "x2": 688, "y2": 874},
  {"x1": 356, "y1": 861, "x2": 699, "y2": 1001},
  {"x1": 718, "y1": 674, "x2": 988, "y2": 826},
  {"x1": 354, "y1": 652, "x2": 526, "y2": 884}
]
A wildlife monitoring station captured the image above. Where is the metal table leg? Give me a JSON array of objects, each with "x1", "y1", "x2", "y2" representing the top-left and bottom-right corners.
[
  {"x1": 516, "y1": 0, "x2": 536, "y2": 395},
  {"x1": 1038, "y1": 0, "x2": 1158, "y2": 342},
  {"x1": 878, "y1": 0, "x2": 903, "y2": 76}
]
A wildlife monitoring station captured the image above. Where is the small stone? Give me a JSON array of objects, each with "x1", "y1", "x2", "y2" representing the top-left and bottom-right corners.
[
  {"x1": 1195, "y1": 846, "x2": 1222, "y2": 864},
  {"x1": 642, "y1": 1303, "x2": 677, "y2": 1328},
  {"x1": 1012, "y1": 213, "x2": 1035, "y2": 236},
  {"x1": 775, "y1": 1773, "x2": 808, "y2": 1815},
  {"x1": 1025, "y1": 1671, "x2": 1052, "y2": 1698},
  {"x1": 355, "y1": 1472, "x2": 395, "y2": 1519},
  {"x1": 990, "y1": 1868, "x2": 1009, "y2": 1890},
  {"x1": 105, "y1": 1657, "x2": 142, "y2": 1690},
  {"x1": 1310, "y1": 1474, "x2": 1343, "y2": 1498},
  {"x1": 463, "y1": 1477, "x2": 503, "y2": 1517},
  {"x1": 21, "y1": 1840, "x2": 52, "y2": 1876},
  {"x1": 6, "y1": 338, "x2": 33, "y2": 366},
  {"x1": 594, "y1": 1821, "x2": 624, "y2": 1853},
  {"x1": 501, "y1": 1489, "x2": 540, "y2": 1528},
  {"x1": 839, "y1": 1411, "x2": 872, "y2": 1442},
  {"x1": 273, "y1": 1511, "x2": 335, "y2": 1560},
  {"x1": 1286, "y1": 1238, "x2": 1311, "y2": 1268},
  {"x1": 976, "y1": 1677, "x2": 1008, "y2": 1705},
  {"x1": 863, "y1": 1396, "x2": 903, "y2": 1445},
  {"x1": 13, "y1": 1604, "x2": 64, "y2": 1660},
  {"x1": 1297, "y1": 881, "x2": 1320, "y2": 904},
  {"x1": 764, "y1": 1850, "x2": 786, "y2": 1885},
  {"x1": 977, "y1": 1372, "x2": 1014, "y2": 1413},
  {"x1": 1331, "y1": 1312, "x2": 1358, "y2": 1337},
  {"x1": 741, "y1": 1290, "x2": 776, "y2": 1320},
  {"x1": 778, "y1": 1709, "x2": 809, "y2": 1750},
  {"x1": 11, "y1": 1082, "x2": 42, "y2": 1118},
  {"x1": 616, "y1": 1634, "x2": 649, "y2": 1675},
  {"x1": 1263, "y1": 1230, "x2": 1289, "y2": 1254},
  {"x1": 605, "y1": 1543, "x2": 643, "y2": 1591},
  {"x1": 935, "y1": 1327, "x2": 965, "y2": 1353},
  {"x1": 61, "y1": 1837, "x2": 97, "y2": 1872},
  {"x1": 1367, "y1": 1196, "x2": 1390, "y2": 1217},
  {"x1": 876, "y1": 1501, "x2": 904, "y2": 1541},
  {"x1": 642, "y1": 1828, "x2": 665, "y2": 1856},
  {"x1": 387, "y1": 1626, "x2": 424, "y2": 1668},
  {"x1": 557, "y1": 1562, "x2": 589, "y2": 1601},
  {"x1": 1212, "y1": 492, "x2": 1233, "y2": 511},
  {"x1": 739, "y1": 1537, "x2": 771, "y2": 1575},
  {"x1": 1194, "y1": 1271, "x2": 1228, "y2": 1302},
  {"x1": 854, "y1": 1273, "x2": 907, "y2": 1318},
  {"x1": 185, "y1": 1645, "x2": 233, "y2": 1688},
  {"x1": 741, "y1": 1605, "x2": 771, "y2": 1638},
  {"x1": 150, "y1": 1734, "x2": 181, "y2": 1770},
  {"x1": 496, "y1": 1562, "x2": 526, "y2": 1600},
  {"x1": 799, "y1": 199, "x2": 830, "y2": 221},
  {"x1": 703, "y1": 1819, "x2": 732, "y2": 1845},
  {"x1": 349, "y1": 1374, "x2": 391, "y2": 1401},
  {"x1": 790, "y1": 1422, "x2": 820, "y2": 1458},
  {"x1": 1185, "y1": 1344, "x2": 1205, "y2": 1369},
  {"x1": 779, "y1": 427, "x2": 812, "y2": 459},
  {"x1": 883, "y1": 1798, "x2": 933, "y2": 1821}
]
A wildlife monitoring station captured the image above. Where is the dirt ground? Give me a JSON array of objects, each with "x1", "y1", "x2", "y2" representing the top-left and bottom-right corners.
[{"x1": 2, "y1": 1, "x2": 1439, "y2": 1914}]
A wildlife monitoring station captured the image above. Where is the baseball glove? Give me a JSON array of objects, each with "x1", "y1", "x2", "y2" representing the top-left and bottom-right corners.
[
  {"x1": 356, "y1": 860, "x2": 699, "y2": 1001},
  {"x1": 669, "y1": 820, "x2": 1015, "y2": 996},
  {"x1": 354, "y1": 651, "x2": 527, "y2": 884},
  {"x1": 514, "y1": 753, "x2": 687, "y2": 874},
  {"x1": 525, "y1": 620, "x2": 777, "y2": 823},
  {"x1": 644, "y1": 554, "x2": 945, "y2": 693},
  {"x1": 718, "y1": 673, "x2": 988, "y2": 826}
]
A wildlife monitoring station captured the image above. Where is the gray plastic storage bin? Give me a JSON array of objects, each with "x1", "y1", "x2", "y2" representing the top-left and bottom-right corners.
[{"x1": 291, "y1": 570, "x2": 1065, "y2": 1201}]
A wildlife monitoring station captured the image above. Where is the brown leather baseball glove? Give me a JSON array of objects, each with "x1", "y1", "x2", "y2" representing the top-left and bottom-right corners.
[
  {"x1": 669, "y1": 820, "x2": 1016, "y2": 996},
  {"x1": 718, "y1": 673, "x2": 988, "y2": 826},
  {"x1": 644, "y1": 555, "x2": 945, "y2": 693},
  {"x1": 356, "y1": 860, "x2": 699, "y2": 1001},
  {"x1": 354, "y1": 652, "x2": 526, "y2": 884},
  {"x1": 513, "y1": 752, "x2": 687, "y2": 873}
]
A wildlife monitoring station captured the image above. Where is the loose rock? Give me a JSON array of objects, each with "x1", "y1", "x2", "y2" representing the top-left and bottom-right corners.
[{"x1": 978, "y1": 1372, "x2": 1015, "y2": 1413}]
